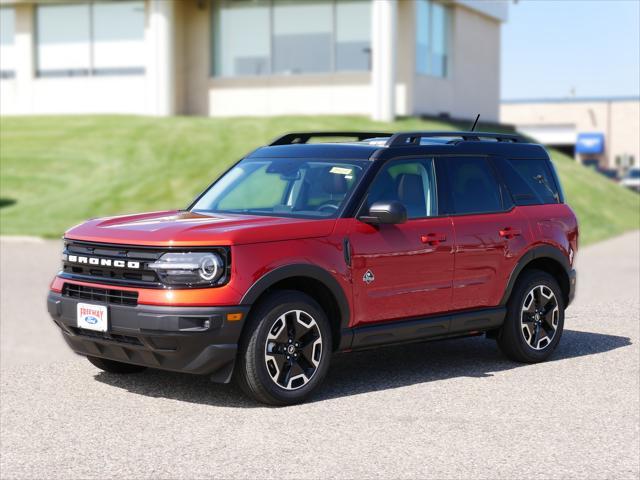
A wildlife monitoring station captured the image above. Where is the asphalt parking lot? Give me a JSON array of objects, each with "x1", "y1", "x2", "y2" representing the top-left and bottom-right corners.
[{"x1": 1, "y1": 232, "x2": 639, "y2": 479}]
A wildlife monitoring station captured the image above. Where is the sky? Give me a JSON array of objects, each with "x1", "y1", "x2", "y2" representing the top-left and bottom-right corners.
[{"x1": 501, "y1": 0, "x2": 640, "y2": 100}]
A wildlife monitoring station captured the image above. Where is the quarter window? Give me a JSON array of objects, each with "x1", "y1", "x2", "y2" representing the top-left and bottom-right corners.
[
  {"x1": 212, "y1": 0, "x2": 372, "y2": 77},
  {"x1": 366, "y1": 159, "x2": 437, "y2": 219},
  {"x1": 495, "y1": 158, "x2": 560, "y2": 205},
  {"x1": 444, "y1": 157, "x2": 503, "y2": 215},
  {"x1": 35, "y1": 1, "x2": 145, "y2": 78}
]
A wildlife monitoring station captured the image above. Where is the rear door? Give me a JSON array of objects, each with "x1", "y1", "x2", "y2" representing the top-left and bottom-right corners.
[
  {"x1": 440, "y1": 156, "x2": 531, "y2": 310},
  {"x1": 348, "y1": 157, "x2": 455, "y2": 325}
]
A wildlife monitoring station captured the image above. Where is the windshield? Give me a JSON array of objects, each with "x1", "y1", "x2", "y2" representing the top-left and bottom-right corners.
[
  {"x1": 191, "y1": 158, "x2": 369, "y2": 218},
  {"x1": 626, "y1": 169, "x2": 640, "y2": 179}
]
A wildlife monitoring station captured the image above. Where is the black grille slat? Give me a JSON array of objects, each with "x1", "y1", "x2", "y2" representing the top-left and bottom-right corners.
[
  {"x1": 70, "y1": 327, "x2": 143, "y2": 346},
  {"x1": 63, "y1": 284, "x2": 138, "y2": 306}
]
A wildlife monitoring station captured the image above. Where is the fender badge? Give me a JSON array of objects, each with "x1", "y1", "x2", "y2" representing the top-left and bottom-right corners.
[{"x1": 363, "y1": 270, "x2": 375, "y2": 284}]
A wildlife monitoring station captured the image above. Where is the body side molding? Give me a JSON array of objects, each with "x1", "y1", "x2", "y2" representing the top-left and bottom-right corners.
[{"x1": 348, "y1": 307, "x2": 506, "y2": 350}]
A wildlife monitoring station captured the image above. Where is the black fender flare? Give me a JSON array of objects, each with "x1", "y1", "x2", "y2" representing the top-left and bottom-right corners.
[
  {"x1": 500, "y1": 245, "x2": 571, "y2": 305},
  {"x1": 240, "y1": 263, "x2": 351, "y2": 332}
]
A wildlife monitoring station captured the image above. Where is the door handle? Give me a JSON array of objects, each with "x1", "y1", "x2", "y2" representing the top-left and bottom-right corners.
[
  {"x1": 499, "y1": 227, "x2": 522, "y2": 239},
  {"x1": 420, "y1": 233, "x2": 447, "y2": 245}
]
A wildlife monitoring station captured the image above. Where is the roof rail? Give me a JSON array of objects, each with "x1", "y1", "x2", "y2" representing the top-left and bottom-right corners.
[
  {"x1": 385, "y1": 131, "x2": 524, "y2": 147},
  {"x1": 269, "y1": 131, "x2": 392, "y2": 146}
]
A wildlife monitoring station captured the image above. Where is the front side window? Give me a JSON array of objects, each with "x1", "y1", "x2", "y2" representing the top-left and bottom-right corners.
[
  {"x1": 365, "y1": 159, "x2": 438, "y2": 219},
  {"x1": 0, "y1": 7, "x2": 16, "y2": 79},
  {"x1": 495, "y1": 158, "x2": 560, "y2": 205},
  {"x1": 416, "y1": 0, "x2": 450, "y2": 78},
  {"x1": 36, "y1": 1, "x2": 145, "y2": 78},
  {"x1": 444, "y1": 157, "x2": 503, "y2": 215},
  {"x1": 192, "y1": 158, "x2": 368, "y2": 219},
  {"x1": 212, "y1": 0, "x2": 371, "y2": 77}
]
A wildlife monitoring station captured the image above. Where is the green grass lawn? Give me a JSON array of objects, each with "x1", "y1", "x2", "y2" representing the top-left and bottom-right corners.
[{"x1": 1, "y1": 115, "x2": 638, "y2": 244}]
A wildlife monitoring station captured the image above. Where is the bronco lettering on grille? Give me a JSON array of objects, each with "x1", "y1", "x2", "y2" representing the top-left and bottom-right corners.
[{"x1": 67, "y1": 255, "x2": 140, "y2": 269}]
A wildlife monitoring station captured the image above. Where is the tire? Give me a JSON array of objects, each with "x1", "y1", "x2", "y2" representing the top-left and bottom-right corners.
[
  {"x1": 87, "y1": 356, "x2": 147, "y2": 374},
  {"x1": 497, "y1": 269, "x2": 565, "y2": 363},
  {"x1": 235, "y1": 290, "x2": 333, "y2": 406}
]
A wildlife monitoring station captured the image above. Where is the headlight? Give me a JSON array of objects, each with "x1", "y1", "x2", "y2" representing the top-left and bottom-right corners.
[{"x1": 149, "y1": 252, "x2": 225, "y2": 287}]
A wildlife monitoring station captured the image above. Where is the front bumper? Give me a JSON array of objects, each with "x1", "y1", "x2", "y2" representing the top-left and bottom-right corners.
[{"x1": 47, "y1": 292, "x2": 250, "y2": 383}]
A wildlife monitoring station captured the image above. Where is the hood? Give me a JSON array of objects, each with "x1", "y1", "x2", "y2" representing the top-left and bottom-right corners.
[{"x1": 65, "y1": 210, "x2": 337, "y2": 247}]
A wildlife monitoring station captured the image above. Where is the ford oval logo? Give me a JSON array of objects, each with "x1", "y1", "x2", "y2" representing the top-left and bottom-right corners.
[{"x1": 85, "y1": 315, "x2": 99, "y2": 325}]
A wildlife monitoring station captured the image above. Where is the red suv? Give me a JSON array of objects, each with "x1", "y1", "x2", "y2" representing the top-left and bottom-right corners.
[{"x1": 47, "y1": 131, "x2": 578, "y2": 405}]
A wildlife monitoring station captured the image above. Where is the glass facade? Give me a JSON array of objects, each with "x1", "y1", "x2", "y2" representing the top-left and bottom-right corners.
[
  {"x1": 212, "y1": 0, "x2": 372, "y2": 77},
  {"x1": 0, "y1": 7, "x2": 16, "y2": 79},
  {"x1": 416, "y1": 0, "x2": 450, "y2": 78},
  {"x1": 36, "y1": 1, "x2": 145, "y2": 77}
]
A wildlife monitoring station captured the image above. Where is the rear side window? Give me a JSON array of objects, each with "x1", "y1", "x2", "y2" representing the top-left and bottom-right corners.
[
  {"x1": 496, "y1": 158, "x2": 560, "y2": 205},
  {"x1": 443, "y1": 157, "x2": 503, "y2": 215}
]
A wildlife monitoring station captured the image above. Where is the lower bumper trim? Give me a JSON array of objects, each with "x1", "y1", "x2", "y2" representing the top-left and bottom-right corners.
[{"x1": 47, "y1": 292, "x2": 250, "y2": 382}]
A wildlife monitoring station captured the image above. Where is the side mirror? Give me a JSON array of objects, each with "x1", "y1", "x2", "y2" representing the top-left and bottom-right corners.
[{"x1": 359, "y1": 200, "x2": 407, "y2": 225}]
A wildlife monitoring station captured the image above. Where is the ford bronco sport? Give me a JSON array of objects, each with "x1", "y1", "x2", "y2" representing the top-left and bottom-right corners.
[{"x1": 47, "y1": 131, "x2": 578, "y2": 405}]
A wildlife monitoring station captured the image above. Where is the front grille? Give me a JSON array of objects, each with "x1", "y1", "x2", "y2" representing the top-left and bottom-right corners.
[
  {"x1": 61, "y1": 239, "x2": 231, "y2": 289},
  {"x1": 70, "y1": 327, "x2": 143, "y2": 346},
  {"x1": 62, "y1": 240, "x2": 164, "y2": 287},
  {"x1": 63, "y1": 283, "x2": 139, "y2": 306}
]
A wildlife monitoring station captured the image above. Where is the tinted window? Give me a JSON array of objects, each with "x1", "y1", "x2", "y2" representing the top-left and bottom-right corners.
[
  {"x1": 416, "y1": 0, "x2": 450, "y2": 77},
  {"x1": 211, "y1": 0, "x2": 371, "y2": 77},
  {"x1": 445, "y1": 157, "x2": 503, "y2": 215},
  {"x1": 36, "y1": 2, "x2": 145, "y2": 77},
  {"x1": 192, "y1": 158, "x2": 366, "y2": 219},
  {"x1": 366, "y1": 159, "x2": 437, "y2": 219},
  {"x1": 496, "y1": 158, "x2": 560, "y2": 205}
]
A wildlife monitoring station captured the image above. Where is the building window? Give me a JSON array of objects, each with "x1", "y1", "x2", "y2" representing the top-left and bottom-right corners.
[
  {"x1": 336, "y1": 0, "x2": 371, "y2": 71},
  {"x1": 35, "y1": 1, "x2": 145, "y2": 78},
  {"x1": 0, "y1": 7, "x2": 16, "y2": 79},
  {"x1": 212, "y1": 0, "x2": 371, "y2": 77},
  {"x1": 416, "y1": 0, "x2": 450, "y2": 78}
]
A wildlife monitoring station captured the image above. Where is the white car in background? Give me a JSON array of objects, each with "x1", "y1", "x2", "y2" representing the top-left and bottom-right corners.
[{"x1": 620, "y1": 168, "x2": 640, "y2": 192}]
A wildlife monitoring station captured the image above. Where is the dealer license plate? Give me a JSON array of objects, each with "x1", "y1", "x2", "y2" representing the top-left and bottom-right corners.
[{"x1": 77, "y1": 303, "x2": 108, "y2": 332}]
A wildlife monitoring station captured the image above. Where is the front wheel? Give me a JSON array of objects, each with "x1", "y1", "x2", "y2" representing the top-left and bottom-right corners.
[
  {"x1": 235, "y1": 290, "x2": 332, "y2": 406},
  {"x1": 497, "y1": 269, "x2": 565, "y2": 363}
]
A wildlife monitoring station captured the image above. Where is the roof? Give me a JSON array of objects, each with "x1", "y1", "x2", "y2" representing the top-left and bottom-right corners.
[
  {"x1": 249, "y1": 143, "x2": 381, "y2": 160},
  {"x1": 246, "y1": 131, "x2": 549, "y2": 161}
]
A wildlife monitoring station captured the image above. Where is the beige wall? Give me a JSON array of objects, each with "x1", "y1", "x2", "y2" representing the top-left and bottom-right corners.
[
  {"x1": 1, "y1": 0, "x2": 504, "y2": 120},
  {"x1": 501, "y1": 100, "x2": 640, "y2": 169},
  {"x1": 412, "y1": 3, "x2": 501, "y2": 121},
  {"x1": 1, "y1": 2, "x2": 153, "y2": 115},
  {"x1": 177, "y1": 0, "x2": 501, "y2": 120},
  {"x1": 610, "y1": 101, "x2": 640, "y2": 168},
  {"x1": 177, "y1": 0, "x2": 372, "y2": 117}
]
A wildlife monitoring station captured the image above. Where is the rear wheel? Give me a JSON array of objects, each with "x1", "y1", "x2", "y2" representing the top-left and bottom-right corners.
[
  {"x1": 235, "y1": 290, "x2": 332, "y2": 406},
  {"x1": 497, "y1": 269, "x2": 565, "y2": 363},
  {"x1": 87, "y1": 356, "x2": 147, "y2": 374}
]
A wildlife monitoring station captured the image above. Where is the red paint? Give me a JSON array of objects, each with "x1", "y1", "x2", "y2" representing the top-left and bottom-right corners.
[
  {"x1": 348, "y1": 217, "x2": 455, "y2": 324},
  {"x1": 52, "y1": 203, "x2": 578, "y2": 326}
]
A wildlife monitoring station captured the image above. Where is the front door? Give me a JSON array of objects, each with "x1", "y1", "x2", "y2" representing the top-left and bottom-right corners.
[{"x1": 348, "y1": 158, "x2": 455, "y2": 326}]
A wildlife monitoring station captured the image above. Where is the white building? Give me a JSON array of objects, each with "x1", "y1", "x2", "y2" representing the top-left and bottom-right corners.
[
  {"x1": 501, "y1": 97, "x2": 640, "y2": 172},
  {"x1": 0, "y1": 0, "x2": 507, "y2": 121}
]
